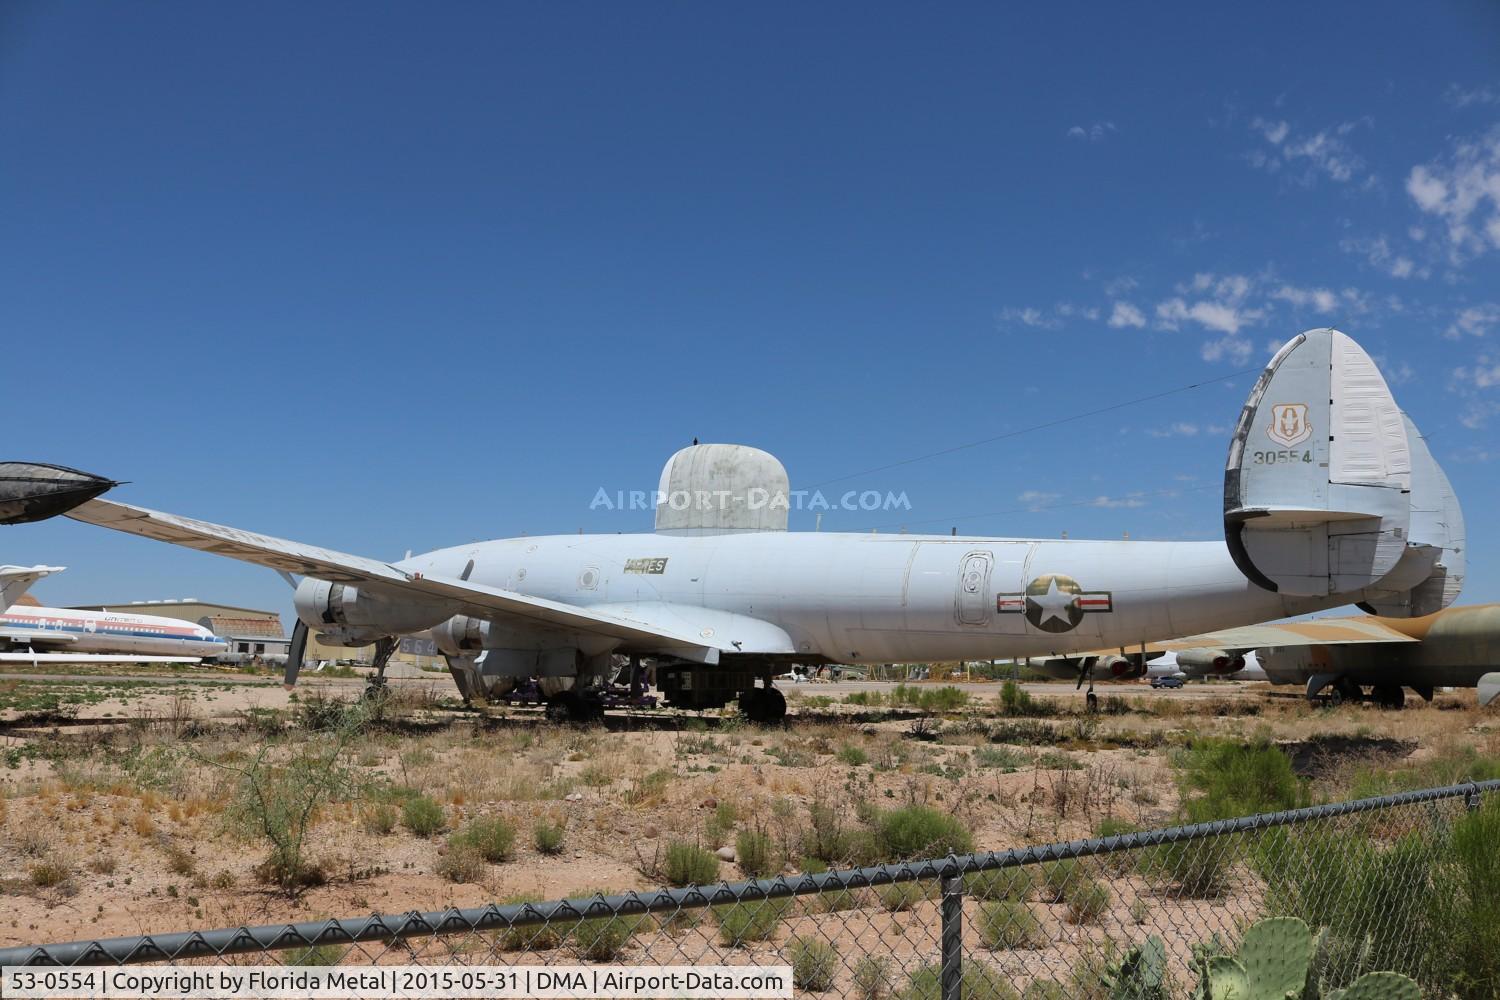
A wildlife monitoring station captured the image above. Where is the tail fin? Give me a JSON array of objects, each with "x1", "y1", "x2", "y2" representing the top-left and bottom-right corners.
[
  {"x1": 1224, "y1": 329, "x2": 1417, "y2": 597},
  {"x1": 0, "y1": 564, "x2": 64, "y2": 608},
  {"x1": 1357, "y1": 412, "x2": 1465, "y2": 616}
]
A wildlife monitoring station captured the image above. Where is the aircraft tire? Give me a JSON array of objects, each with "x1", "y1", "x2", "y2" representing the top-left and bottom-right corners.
[
  {"x1": 761, "y1": 687, "x2": 786, "y2": 722},
  {"x1": 740, "y1": 687, "x2": 786, "y2": 723},
  {"x1": 1372, "y1": 685, "x2": 1405, "y2": 710},
  {"x1": 1327, "y1": 677, "x2": 1363, "y2": 706}
]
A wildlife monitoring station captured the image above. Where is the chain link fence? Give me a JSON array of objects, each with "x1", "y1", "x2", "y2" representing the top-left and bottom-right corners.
[{"x1": 4, "y1": 781, "x2": 1496, "y2": 998}]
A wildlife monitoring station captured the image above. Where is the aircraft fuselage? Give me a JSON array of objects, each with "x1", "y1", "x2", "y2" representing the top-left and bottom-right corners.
[{"x1": 395, "y1": 532, "x2": 1347, "y2": 664}]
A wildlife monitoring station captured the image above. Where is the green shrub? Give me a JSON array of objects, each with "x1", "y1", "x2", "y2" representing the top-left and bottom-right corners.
[
  {"x1": 838, "y1": 744, "x2": 870, "y2": 766},
  {"x1": 1019, "y1": 981, "x2": 1068, "y2": 1000},
  {"x1": 286, "y1": 944, "x2": 346, "y2": 966},
  {"x1": 919, "y1": 686, "x2": 969, "y2": 712},
  {"x1": 663, "y1": 841, "x2": 720, "y2": 886},
  {"x1": 456, "y1": 816, "x2": 516, "y2": 862},
  {"x1": 714, "y1": 899, "x2": 790, "y2": 946},
  {"x1": 534, "y1": 821, "x2": 565, "y2": 855},
  {"x1": 975, "y1": 745, "x2": 1027, "y2": 770},
  {"x1": 790, "y1": 936, "x2": 838, "y2": 991},
  {"x1": 853, "y1": 956, "x2": 893, "y2": 1000},
  {"x1": 965, "y1": 867, "x2": 1032, "y2": 901},
  {"x1": 902, "y1": 962, "x2": 1019, "y2": 1000},
  {"x1": 979, "y1": 900, "x2": 1045, "y2": 949},
  {"x1": 877, "y1": 881, "x2": 930, "y2": 912},
  {"x1": 1151, "y1": 837, "x2": 1230, "y2": 898},
  {"x1": 361, "y1": 802, "x2": 398, "y2": 835},
  {"x1": 1063, "y1": 880, "x2": 1111, "y2": 924},
  {"x1": 401, "y1": 795, "x2": 446, "y2": 837},
  {"x1": 495, "y1": 894, "x2": 563, "y2": 951},
  {"x1": 736, "y1": 829, "x2": 777, "y2": 877},
  {"x1": 1176, "y1": 736, "x2": 1306, "y2": 821},
  {"x1": 436, "y1": 841, "x2": 485, "y2": 883},
  {"x1": 572, "y1": 915, "x2": 644, "y2": 961},
  {"x1": 876, "y1": 805, "x2": 974, "y2": 860},
  {"x1": 1039, "y1": 859, "x2": 1079, "y2": 903},
  {"x1": 29, "y1": 859, "x2": 74, "y2": 889}
]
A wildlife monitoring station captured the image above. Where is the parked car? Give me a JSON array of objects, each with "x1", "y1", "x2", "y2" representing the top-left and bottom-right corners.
[{"x1": 1151, "y1": 675, "x2": 1185, "y2": 689}]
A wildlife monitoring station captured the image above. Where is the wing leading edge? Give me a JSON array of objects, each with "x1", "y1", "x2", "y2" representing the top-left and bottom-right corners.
[{"x1": 64, "y1": 498, "x2": 764, "y2": 663}]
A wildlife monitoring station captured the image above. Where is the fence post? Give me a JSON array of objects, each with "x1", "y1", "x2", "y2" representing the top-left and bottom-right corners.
[{"x1": 940, "y1": 872, "x2": 964, "y2": 1000}]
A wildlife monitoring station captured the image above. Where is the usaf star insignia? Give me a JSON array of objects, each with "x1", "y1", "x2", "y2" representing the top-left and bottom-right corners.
[{"x1": 996, "y1": 573, "x2": 1113, "y2": 633}]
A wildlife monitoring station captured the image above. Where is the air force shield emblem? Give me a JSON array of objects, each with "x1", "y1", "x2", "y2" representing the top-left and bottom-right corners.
[{"x1": 1267, "y1": 403, "x2": 1312, "y2": 447}]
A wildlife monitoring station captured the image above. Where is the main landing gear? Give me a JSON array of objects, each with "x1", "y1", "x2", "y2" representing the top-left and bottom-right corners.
[
  {"x1": 1310, "y1": 675, "x2": 1412, "y2": 710},
  {"x1": 362, "y1": 636, "x2": 398, "y2": 702},
  {"x1": 739, "y1": 685, "x2": 787, "y2": 724},
  {"x1": 543, "y1": 689, "x2": 606, "y2": 725}
]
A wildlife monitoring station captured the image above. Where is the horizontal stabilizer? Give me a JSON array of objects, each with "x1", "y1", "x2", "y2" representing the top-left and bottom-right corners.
[
  {"x1": 1224, "y1": 329, "x2": 1412, "y2": 596},
  {"x1": 0, "y1": 564, "x2": 65, "y2": 609}
]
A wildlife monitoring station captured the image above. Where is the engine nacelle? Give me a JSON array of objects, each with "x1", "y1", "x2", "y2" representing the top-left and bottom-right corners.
[
  {"x1": 1095, "y1": 654, "x2": 1147, "y2": 680},
  {"x1": 293, "y1": 577, "x2": 456, "y2": 645},
  {"x1": 430, "y1": 614, "x2": 491, "y2": 657},
  {"x1": 1177, "y1": 648, "x2": 1246, "y2": 676}
]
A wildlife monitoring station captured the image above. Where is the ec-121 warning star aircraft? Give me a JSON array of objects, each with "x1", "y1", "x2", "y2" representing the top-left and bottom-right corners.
[{"x1": 0, "y1": 329, "x2": 1464, "y2": 721}]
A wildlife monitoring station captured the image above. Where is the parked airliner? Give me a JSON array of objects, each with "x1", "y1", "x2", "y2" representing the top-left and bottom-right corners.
[{"x1": 0, "y1": 566, "x2": 226, "y2": 663}]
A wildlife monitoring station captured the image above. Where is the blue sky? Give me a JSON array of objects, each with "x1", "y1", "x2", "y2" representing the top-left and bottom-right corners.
[{"x1": 3, "y1": 2, "x2": 1499, "y2": 614}]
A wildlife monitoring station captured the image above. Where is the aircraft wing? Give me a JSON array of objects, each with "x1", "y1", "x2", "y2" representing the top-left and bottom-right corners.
[
  {"x1": 0, "y1": 628, "x2": 78, "y2": 647},
  {"x1": 64, "y1": 499, "x2": 751, "y2": 663},
  {"x1": 1128, "y1": 617, "x2": 1421, "y2": 654}
]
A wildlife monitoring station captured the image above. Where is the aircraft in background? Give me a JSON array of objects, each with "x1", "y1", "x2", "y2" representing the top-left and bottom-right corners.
[
  {"x1": 0, "y1": 329, "x2": 1466, "y2": 720},
  {"x1": 0, "y1": 565, "x2": 227, "y2": 665},
  {"x1": 1144, "y1": 650, "x2": 1267, "y2": 682},
  {"x1": 1143, "y1": 604, "x2": 1500, "y2": 708}
]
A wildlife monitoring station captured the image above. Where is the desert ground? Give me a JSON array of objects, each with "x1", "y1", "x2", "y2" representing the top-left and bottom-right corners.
[{"x1": 0, "y1": 662, "x2": 1493, "y2": 957}]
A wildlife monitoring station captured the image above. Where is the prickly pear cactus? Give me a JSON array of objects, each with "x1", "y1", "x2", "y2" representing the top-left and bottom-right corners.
[
  {"x1": 1328, "y1": 972, "x2": 1421, "y2": 1000},
  {"x1": 1236, "y1": 917, "x2": 1317, "y2": 1000},
  {"x1": 1106, "y1": 936, "x2": 1167, "y2": 1000},
  {"x1": 1202, "y1": 955, "x2": 1250, "y2": 1000}
]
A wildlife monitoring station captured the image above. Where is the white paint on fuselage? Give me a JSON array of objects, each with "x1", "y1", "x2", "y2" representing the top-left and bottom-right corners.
[
  {"x1": 0, "y1": 605, "x2": 227, "y2": 658},
  {"x1": 397, "y1": 533, "x2": 1352, "y2": 664}
]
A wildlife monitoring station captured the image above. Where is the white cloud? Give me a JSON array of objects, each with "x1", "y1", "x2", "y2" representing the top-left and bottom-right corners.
[
  {"x1": 1201, "y1": 336, "x2": 1254, "y2": 365},
  {"x1": 1067, "y1": 122, "x2": 1117, "y2": 142},
  {"x1": 1107, "y1": 301, "x2": 1146, "y2": 328},
  {"x1": 1405, "y1": 127, "x2": 1500, "y2": 263},
  {"x1": 1443, "y1": 84, "x2": 1500, "y2": 108},
  {"x1": 1339, "y1": 234, "x2": 1423, "y2": 279},
  {"x1": 1148, "y1": 422, "x2": 1200, "y2": 438},
  {"x1": 1089, "y1": 495, "x2": 1146, "y2": 509},
  {"x1": 1157, "y1": 298, "x2": 1260, "y2": 335},
  {"x1": 1445, "y1": 303, "x2": 1500, "y2": 339},
  {"x1": 997, "y1": 306, "x2": 1060, "y2": 330},
  {"x1": 1103, "y1": 275, "x2": 1138, "y2": 296},
  {"x1": 1270, "y1": 284, "x2": 1339, "y2": 313},
  {"x1": 1247, "y1": 117, "x2": 1372, "y2": 186},
  {"x1": 1253, "y1": 118, "x2": 1290, "y2": 144},
  {"x1": 1016, "y1": 490, "x2": 1062, "y2": 510}
]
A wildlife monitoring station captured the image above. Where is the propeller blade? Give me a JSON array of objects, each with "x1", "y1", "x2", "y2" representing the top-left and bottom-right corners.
[{"x1": 284, "y1": 620, "x2": 308, "y2": 688}]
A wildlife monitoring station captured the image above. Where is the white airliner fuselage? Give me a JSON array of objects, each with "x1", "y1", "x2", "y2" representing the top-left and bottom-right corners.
[{"x1": 0, "y1": 605, "x2": 226, "y2": 659}]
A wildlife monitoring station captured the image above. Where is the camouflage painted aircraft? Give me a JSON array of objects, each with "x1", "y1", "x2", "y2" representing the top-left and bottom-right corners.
[
  {"x1": 0, "y1": 328, "x2": 1466, "y2": 721},
  {"x1": 1132, "y1": 604, "x2": 1500, "y2": 708}
]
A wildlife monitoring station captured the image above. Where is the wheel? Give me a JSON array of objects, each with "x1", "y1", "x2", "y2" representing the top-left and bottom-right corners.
[
  {"x1": 738, "y1": 688, "x2": 765, "y2": 721},
  {"x1": 739, "y1": 687, "x2": 786, "y2": 723},
  {"x1": 546, "y1": 691, "x2": 604, "y2": 724},
  {"x1": 1326, "y1": 677, "x2": 1363, "y2": 706},
  {"x1": 361, "y1": 677, "x2": 389, "y2": 703},
  {"x1": 1372, "y1": 685, "x2": 1405, "y2": 710}
]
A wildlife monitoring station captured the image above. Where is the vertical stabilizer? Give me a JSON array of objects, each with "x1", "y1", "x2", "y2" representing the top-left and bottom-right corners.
[
  {"x1": 1224, "y1": 329, "x2": 1413, "y2": 597},
  {"x1": 1357, "y1": 413, "x2": 1465, "y2": 616},
  {"x1": 0, "y1": 565, "x2": 65, "y2": 609}
]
